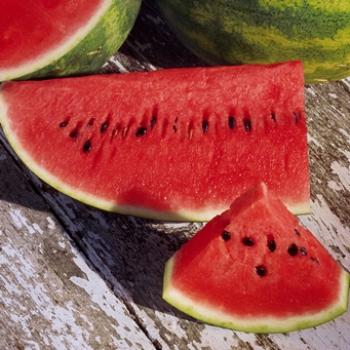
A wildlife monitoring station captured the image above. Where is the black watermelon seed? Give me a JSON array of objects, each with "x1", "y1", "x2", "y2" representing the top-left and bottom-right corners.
[
  {"x1": 150, "y1": 116, "x2": 157, "y2": 128},
  {"x1": 242, "y1": 237, "x2": 255, "y2": 246},
  {"x1": 136, "y1": 127, "x2": 147, "y2": 137},
  {"x1": 294, "y1": 229, "x2": 301, "y2": 236},
  {"x1": 267, "y1": 236, "x2": 277, "y2": 252},
  {"x1": 100, "y1": 121, "x2": 109, "y2": 133},
  {"x1": 69, "y1": 129, "x2": 79, "y2": 139},
  {"x1": 59, "y1": 120, "x2": 69, "y2": 128},
  {"x1": 256, "y1": 265, "x2": 267, "y2": 277},
  {"x1": 271, "y1": 112, "x2": 277, "y2": 122},
  {"x1": 202, "y1": 120, "x2": 209, "y2": 133},
  {"x1": 288, "y1": 243, "x2": 299, "y2": 256},
  {"x1": 300, "y1": 247, "x2": 308, "y2": 256},
  {"x1": 243, "y1": 118, "x2": 252, "y2": 132},
  {"x1": 221, "y1": 231, "x2": 231, "y2": 241},
  {"x1": 228, "y1": 116, "x2": 236, "y2": 129},
  {"x1": 82, "y1": 140, "x2": 92, "y2": 153}
]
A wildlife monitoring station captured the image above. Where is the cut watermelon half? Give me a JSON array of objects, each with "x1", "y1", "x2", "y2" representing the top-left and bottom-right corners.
[
  {"x1": 163, "y1": 183, "x2": 349, "y2": 333},
  {"x1": 0, "y1": 0, "x2": 141, "y2": 81},
  {"x1": 0, "y1": 61, "x2": 310, "y2": 221}
]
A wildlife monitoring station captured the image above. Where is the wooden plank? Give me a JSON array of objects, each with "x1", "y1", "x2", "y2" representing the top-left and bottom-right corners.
[{"x1": 0, "y1": 142, "x2": 156, "y2": 350}]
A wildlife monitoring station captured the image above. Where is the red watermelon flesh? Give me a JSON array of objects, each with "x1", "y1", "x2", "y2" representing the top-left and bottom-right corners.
[
  {"x1": 0, "y1": 0, "x2": 101, "y2": 69},
  {"x1": 163, "y1": 183, "x2": 349, "y2": 333},
  {"x1": 0, "y1": 62, "x2": 310, "y2": 221}
]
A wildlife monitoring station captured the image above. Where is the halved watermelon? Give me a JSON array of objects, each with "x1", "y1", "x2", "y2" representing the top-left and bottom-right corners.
[
  {"x1": 0, "y1": 61, "x2": 310, "y2": 221},
  {"x1": 0, "y1": 0, "x2": 141, "y2": 81},
  {"x1": 163, "y1": 183, "x2": 349, "y2": 333}
]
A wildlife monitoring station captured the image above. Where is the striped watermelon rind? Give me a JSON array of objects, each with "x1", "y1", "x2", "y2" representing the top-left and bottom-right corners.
[
  {"x1": 157, "y1": 0, "x2": 350, "y2": 83},
  {"x1": 0, "y1": 0, "x2": 141, "y2": 81}
]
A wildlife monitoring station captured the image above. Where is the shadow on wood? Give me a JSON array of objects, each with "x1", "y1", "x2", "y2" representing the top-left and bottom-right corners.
[
  {"x1": 0, "y1": 142, "x2": 47, "y2": 212},
  {"x1": 51, "y1": 194, "x2": 204, "y2": 319},
  {"x1": 0, "y1": 133, "x2": 203, "y2": 322}
]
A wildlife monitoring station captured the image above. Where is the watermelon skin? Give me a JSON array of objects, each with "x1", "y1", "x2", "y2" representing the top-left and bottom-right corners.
[
  {"x1": 0, "y1": 0, "x2": 141, "y2": 81},
  {"x1": 0, "y1": 62, "x2": 310, "y2": 221},
  {"x1": 163, "y1": 184, "x2": 350, "y2": 333},
  {"x1": 156, "y1": 0, "x2": 350, "y2": 83}
]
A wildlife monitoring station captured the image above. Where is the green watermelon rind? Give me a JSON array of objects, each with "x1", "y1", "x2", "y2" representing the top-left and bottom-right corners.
[
  {"x1": 0, "y1": 90, "x2": 310, "y2": 222},
  {"x1": 0, "y1": 0, "x2": 141, "y2": 81},
  {"x1": 163, "y1": 257, "x2": 350, "y2": 333},
  {"x1": 156, "y1": 1, "x2": 350, "y2": 83}
]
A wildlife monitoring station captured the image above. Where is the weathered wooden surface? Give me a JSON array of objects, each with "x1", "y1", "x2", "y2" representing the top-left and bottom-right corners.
[
  {"x1": 1, "y1": 1, "x2": 350, "y2": 349},
  {"x1": 0, "y1": 142, "x2": 156, "y2": 350}
]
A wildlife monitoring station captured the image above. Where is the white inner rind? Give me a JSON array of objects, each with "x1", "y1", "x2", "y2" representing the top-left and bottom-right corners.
[
  {"x1": 0, "y1": 92, "x2": 310, "y2": 221},
  {"x1": 163, "y1": 257, "x2": 350, "y2": 333},
  {"x1": 0, "y1": 0, "x2": 112, "y2": 81}
]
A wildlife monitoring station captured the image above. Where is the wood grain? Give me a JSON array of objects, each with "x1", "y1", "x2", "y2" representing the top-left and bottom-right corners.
[
  {"x1": 0, "y1": 142, "x2": 156, "y2": 350},
  {"x1": 0, "y1": 1, "x2": 350, "y2": 349}
]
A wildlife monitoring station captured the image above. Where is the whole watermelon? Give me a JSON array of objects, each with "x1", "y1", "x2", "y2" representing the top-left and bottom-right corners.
[{"x1": 156, "y1": 0, "x2": 350, "y2": 83}]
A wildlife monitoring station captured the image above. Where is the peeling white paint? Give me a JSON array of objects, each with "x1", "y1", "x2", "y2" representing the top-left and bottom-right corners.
[
  {"x1": 328, "y1": 93, "x2": 338, "y2": 99},
  {"x1": 307, "y1": 134, "x2": 323, "y2": 149},
  {"x1": 69, "y1": 251, "x2": 155, "y2": 348},
  {"x1": 8, "y1": 209, "x2": 46, "y2": 235},
  {"x1": 0, "y1": 234, "x2": 155, "y2": 350},
  {"x1": 25, "y1": 340, "x2": 41, "y2": 350},
  {"x1": 1, "y1": 201, "x2": 156, "y2": 350},
  {"x1": 330, "y1": 161, "x2": 350, "y2": 191},
  {"x1": 95, "y1": 336, "x2": 101, "y2": 343},
  {"x1": 342, "y1": 150, "x2": 350, "y2": 162},
  {"x1": 306, "y1": 86, "x2": 317, "y2": 97},
  {"x1": 305, "y1": 195, "x2": 349, "y2": 235},
  {"x1": 9, "y1": 209, "x2": 36, "y2": 235},
  {"x1": 163, "y1": 222, "x2": 200, "y2": 230},
  {"x1": 32, "y1": 223, "x2": 44, "y2": 235},
  {"x1": 46, "y1": 217, "x2": 56, "y2": 230},
  {"x1": 339, "y1": 128, "x2": 350, "y2": 143},
  {"x1": 0, "y1": 242, "x2": 92, "y2": 350},
  {"x1": 58, "y1": 240, "x2": 66, "y2": 249},
  {"x1": 328, "y1": 180, "x2": 342, "y2": 192},
  {"x1": 301, "y1": 195, "x2": 350, "y2": 266}
]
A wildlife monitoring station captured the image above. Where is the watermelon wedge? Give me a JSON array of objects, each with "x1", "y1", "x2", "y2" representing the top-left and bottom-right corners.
[
  {"x1": 0, "y1": 62, "x2": 310, "y2": 221},
  {"x1": 163, "y1": 183, "x2": 350, "y2": 333},
  {"x1": 0, "y1": 0, "x2": 141, "y2": 81}
]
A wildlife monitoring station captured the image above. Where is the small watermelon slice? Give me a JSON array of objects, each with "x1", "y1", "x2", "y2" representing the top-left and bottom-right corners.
[
  {"x1": 0, "y1": 0, "x2": 141, "y2": 81},
  {"x1": 0, "y1": 62, "x2": 309, "y2": 221},
  {"x1": 163, "y1": 183, "x2": 350, "y2": 333}
]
